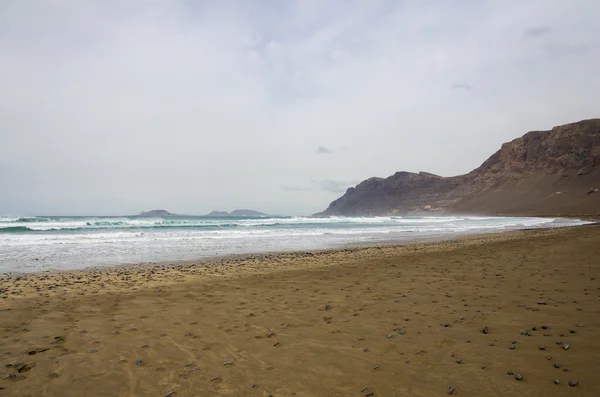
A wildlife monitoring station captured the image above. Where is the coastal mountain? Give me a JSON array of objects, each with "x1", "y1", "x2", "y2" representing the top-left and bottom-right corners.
[
  {"x1": 318, "y1": 119, "x2": 600, "y2": 216},
  {"x1": 205, "y1": 209, "x2": 267, "y2": 217},
  {"x1": 138, "y1": 209, "x2": 176, "y2": 217}
]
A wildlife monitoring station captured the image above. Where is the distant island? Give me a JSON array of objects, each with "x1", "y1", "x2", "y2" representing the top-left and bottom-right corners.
[
  {"x1": 205, "y1": 209, "x2": 267, "y2": 217},
  {"x1": 138, "y1": 209, "x2": 177, "y2": 217}
]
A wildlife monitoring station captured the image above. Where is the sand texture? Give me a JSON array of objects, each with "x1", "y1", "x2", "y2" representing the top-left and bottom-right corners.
[{"x1": 1, "y1": 225, "x2": 599, "y2": 396}]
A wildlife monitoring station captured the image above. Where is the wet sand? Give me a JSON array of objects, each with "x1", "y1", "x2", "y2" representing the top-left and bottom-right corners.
[{"x1": 1, "y1": 225, "x2": 599, "y2": 396}]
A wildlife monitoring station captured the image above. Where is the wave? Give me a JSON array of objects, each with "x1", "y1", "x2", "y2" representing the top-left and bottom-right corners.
[{"x1": 0, "y1": 226, "x2": 34, "y2": 233}]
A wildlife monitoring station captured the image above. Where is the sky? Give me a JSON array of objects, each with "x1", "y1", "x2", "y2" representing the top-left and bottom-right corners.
[{"x1": 1, "y1": 0, "x2": 599, "y2": 216}]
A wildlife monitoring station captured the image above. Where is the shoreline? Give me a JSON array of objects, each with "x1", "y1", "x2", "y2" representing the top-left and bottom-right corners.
[{"x1": 2, "y1": 220, "x2": 596, "y2": 278}]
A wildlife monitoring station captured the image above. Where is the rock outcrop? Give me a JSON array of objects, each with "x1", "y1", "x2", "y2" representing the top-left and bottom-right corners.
[
  {"x1": 318, "y1": 119, "x2": 600, "y2": 216},
  {"x1": 205, "y1": 209, "x2": 267, "y2": 217}
]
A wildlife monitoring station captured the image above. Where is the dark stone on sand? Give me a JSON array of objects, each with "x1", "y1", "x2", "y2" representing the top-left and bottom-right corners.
[
  {"x1": 509, "y1": 346, "x2": 516, "y2": 350},
  {"x1": 554, "y1": 379, "x2": 560, "y2": 384},
  {"x1": 532, "y1": 327, "x2": 537, "y2": 331},
  {"x1": 554, "y1": 363, "x2": 562, "y2": 368},
  {"x1": 546, "y1": 356, "x2": 552, "y2": 360},
  {"x1": 515, "y1": 374, "x2": 524, "y2": 381},
  {"x1": 507, "y1": 371, "x2": 514, "y2": 375},
  {"x1": 539, "y1": 346, "x2": 546, "y2": 350},
  {"x1": 446, "y1": 386, "x2": 456, "y2": 394},
  {"x1": 563, "y1": 368, "x2": 568, "y2": 372},
  {"x1": 568, "y1": 380, "x2": 579, "y2": 387},
  {"x1": 387, "y1": 334, "x2": 393, "y2": 338},
  {"x1": 366, "y1": 393, "x2": 375, "y2": 397},
  {"x1": 136, "y1": 360, "x2": 144, "y2": 367},
  {"x1": 481, "y1": 365, "x2": 486, "y2": 369},
  {"x1": 482, "y1": 326, "x2": 489, "y2": 334},
  {"x1": 223, "y1": 361, "x2": 233, "y2": 366},
  {"x1": 512, "y1": 340, "x2": 517, "y2": 344},
  {"x1": 399, "y1": 330, "x2": 405, "y2": 335},
  {"x1": 2, "y1": 374, "x2": 18, "y2": 380},
  {"x1": 520, "y1": 330, "x2": 528, "y2": 335},
  {"x1": 456, "y1": 359, "x2": 462, "y2": 364},
  {"x1": 569, "y1": 329, "x2": 576, "y2": 334},
  {"x1": 48, "y1": 372, "x2": 59, "y2": 379},
  {"x1": 556, "y1": 341, "x2": 562, "y2": 345},
  {"x1": 210, "y1": 376, "x2": 220, "y2": 381},
  {"x1": 542, "y1": 325, "x2": 548, "y2": 330}
]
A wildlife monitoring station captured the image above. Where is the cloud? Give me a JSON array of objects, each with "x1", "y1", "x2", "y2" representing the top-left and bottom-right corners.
[
  {"x1": 313, "y1": 179, "x2": 360, "y2": 193},
  {"x1": 450, "y1": 83, "x2": 473, "y2": 91},
  {"x1": 281, "y1": 185, "x2": 312, "y2": 191},
  {"x1": 523, "y1": 26, "x2": 551, "y2": 38},
  {"x1": 0, "y1": 1, "x2": 599, "y2": 216},
  {"x1": 316, "y1": 146, "x2": 333, "y2": 154}
]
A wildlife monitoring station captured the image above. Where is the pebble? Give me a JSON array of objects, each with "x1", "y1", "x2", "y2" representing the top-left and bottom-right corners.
[
  {"x1": 399, "y1": 330, "x2": 405, "y2": 335},
  {"x1": 542, "y1": 325, "x2": 548, "y2": 330},
  {"x1": 507, "y1": 371, "x2": 514, "y2": 375},
  {"x1": 509, "y1": 346, "x2": 516, "y2": 350},
  {"x1": 366, "y1": 393, "x2": 374, "y2": 397},
  {"x1": 387, "y1": 334, "x2": 393, "y2": 338},
  {"x1": 515, "y1": 374, "x2": 524, "y2": 381},
  {"x1": 554, "y1": 363, "x2": 562, "y2": 368},
  {"x1": 481, "y1": 365, "x2": 486, "y2": 369},
  {"x1": 546, "y1": 356, "x2": 552, "y2": 360},
  {"x1": 482, "y1": 326, "x2": 489, "y2": 334},
  {"x1": 48, "y1": 373, "x2": 59, "y2": 379},
  {"x1": 210, "y1": 376, "x2": 220, "y2": 381},
  {"x1": 446, "y1": 386, "x2": 456, "y2": 395},
  {"x1": 554, "y1": 379, "x2": 560, "y2": 385},
  {"x1": 563, "y1": 368, "x2": 568, "y2": 372},
  {"x1": 373, "y1": 365, "x2": 380, "y2": 370},
  {"x1": 135, "y1": 360, "x2": 144, "y2": 367},
  {"x1": 223, "y1": 361, "x2": 233, "y2": 366},
  {"x1": 563, "y1": 344, "x2": 570, "y2": 350},
  {"x1": 568, "y1": 380, "x2": 579, "y2": 387},
  {"x1": 569, "y1": 329, "x2": 576, "y2": 334},
  {"x1": 520, "y1": 330, "x2": 528, "y2": 335},
  {"x1": 539, "y1": 346, "x2": 546, "y2": 350},
  {"x1": 455, "y1": 359, "x2": 462, "y2": 364}
]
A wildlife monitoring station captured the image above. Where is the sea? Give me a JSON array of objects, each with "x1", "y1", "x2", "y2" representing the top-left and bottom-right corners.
[{"x1": 0, "y1": 215, "x2": 590, "y2": 273}]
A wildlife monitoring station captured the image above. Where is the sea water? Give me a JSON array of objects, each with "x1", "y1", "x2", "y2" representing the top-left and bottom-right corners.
[{"x1": 0, "y1": 215, "x2": 590, "y2": 273}]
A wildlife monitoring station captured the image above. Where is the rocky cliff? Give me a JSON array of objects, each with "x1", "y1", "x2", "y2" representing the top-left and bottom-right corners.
[{"x1": 318, "y1": 119, "x2": 600, "y2": 216}]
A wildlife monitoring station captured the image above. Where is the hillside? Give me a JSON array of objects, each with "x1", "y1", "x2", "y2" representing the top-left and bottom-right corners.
[{"x1": 318, "y1": 119, "x2": 600, "y2": 216}]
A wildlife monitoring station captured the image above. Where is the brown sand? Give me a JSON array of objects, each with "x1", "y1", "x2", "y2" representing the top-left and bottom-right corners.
[{"x1": 1, "y1": 225, "x2": 599, "y2": 397}]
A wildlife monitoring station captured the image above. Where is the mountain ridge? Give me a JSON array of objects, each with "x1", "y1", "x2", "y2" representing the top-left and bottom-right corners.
[{"x1": 317, "y1": 119, "x2": 600, "y2": 216}]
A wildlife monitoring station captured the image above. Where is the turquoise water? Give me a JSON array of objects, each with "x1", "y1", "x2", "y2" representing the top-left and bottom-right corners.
[{"x1": 0, "y1": 215, "x2": 590, "y2": 273}]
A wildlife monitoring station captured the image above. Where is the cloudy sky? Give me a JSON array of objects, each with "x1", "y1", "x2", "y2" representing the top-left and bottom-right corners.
[{"x1": 1, "y1": 1, "x2": 599, "y2": 216}]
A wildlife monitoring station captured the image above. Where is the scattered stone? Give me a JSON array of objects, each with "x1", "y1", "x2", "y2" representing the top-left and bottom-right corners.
[
  {"x1": 563, "y1": 368, "x2": 568, "y2": 372},
  {"x1": 520, "y1": 330, "x2": 528, "y2": 336},
  {"x1": 546, "y1": 356, "x2": 552, "y2": 360},
  {"x1": 482, "y1": 326, "x2": 489, "y2": 334},
  {"x1": 509, "y1": 346, "x2": 516, "y2": 350},
  {"x1": 373, "y1": 365, "x2": 380, "y2": 370},
  {"x1": 515, "y1": 374, "x2": 524, "y2": 381},
  {"x1": 223, "y1": 361, "x2": 233, "y2": 366},
  {"x1": 556, "y1": 341, "x2": 562, "y2": 345},
  {"x1": 554, "y1": 363, "x2": 562, "y2": 368},
  {"x1": 135, "y1": 360, "x2": 144, "y2": 367},
  {"x1": 387, "y1": 334, "x2": 393, "y2": 338},
  {"x1": 455, "y1": 359, "x2": 462, "y2": 364},
  {"x1": 542, "y1": 325, "x2": 548, "y2": 330},
  {"x1": 507, "y1": 371, "x2": 514, "y2": 375},
  {"x1": 399, "y1": 330, "x2": 405, "y2": 335},
  {"x1": 554, "y1": 379, "x2": 560, "y2": 385},
  {"x1": 210, "y1": 376, "x2": 220, "y2": 381},
  {"x1": 563, "y1": 344, "x2": 570, "y2": 350},
  {"x1": 481, "y1": 365, "x2": 486, "y2": 369},
  {"x1": 569, "y1": 330, "x2": 576, "y2": 334},
  {"x1": 366, "y1": 393, "x2": 374, "y2": 397},
  {"x1": 446, "y1": 386, "x2": 456, "y2": 395},
  {"x1": 539, "y1": 346, "x2": 546, "y2": 350},
  {"x1": 48, "y1": 372, "x2": 59, "y2": 379},
  {"x1": 568, "y1": 380, "x2": 579, "y2": 387}
]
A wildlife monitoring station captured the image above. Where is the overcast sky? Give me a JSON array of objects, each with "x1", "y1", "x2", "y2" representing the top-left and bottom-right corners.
[{"x1": 1, "y1": 1, "x2": 599, "y2": 216}]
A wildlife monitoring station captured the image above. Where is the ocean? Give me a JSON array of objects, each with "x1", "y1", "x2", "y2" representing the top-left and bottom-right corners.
[{"x1": 0, "y1": 215, "x2": 590, "y2": 273}]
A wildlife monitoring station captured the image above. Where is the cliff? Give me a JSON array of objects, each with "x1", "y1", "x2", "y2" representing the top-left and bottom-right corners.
[{"x1": 318, "y1": 119, "x2": 600, "y2": 216}]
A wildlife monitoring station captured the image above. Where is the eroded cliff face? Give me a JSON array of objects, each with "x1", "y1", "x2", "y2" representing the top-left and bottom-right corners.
[{"x1": 318, "y1": 119, "x2": 600, "y2": 216}]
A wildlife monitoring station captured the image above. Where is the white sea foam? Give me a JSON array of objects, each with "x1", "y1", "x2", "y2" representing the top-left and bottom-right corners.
[{"x1": 0, "y1": 215, "x2": 589, "y2": 273}]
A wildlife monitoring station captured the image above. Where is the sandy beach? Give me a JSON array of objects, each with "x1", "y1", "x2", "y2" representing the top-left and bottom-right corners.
[{"x1": 1, "y1": 224, "x2": 599, "y2": 396}]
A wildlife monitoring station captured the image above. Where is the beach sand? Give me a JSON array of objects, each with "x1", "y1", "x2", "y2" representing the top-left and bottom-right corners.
[{"x1": 1, "y1": 225, "x2": 599, "y2": 396}]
